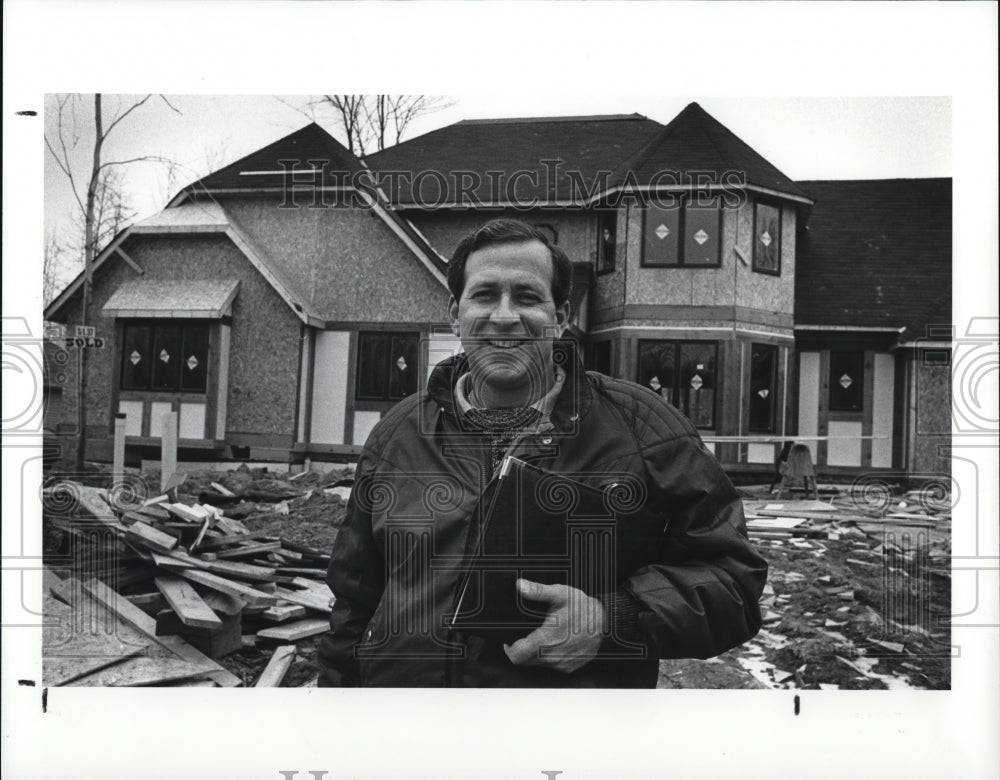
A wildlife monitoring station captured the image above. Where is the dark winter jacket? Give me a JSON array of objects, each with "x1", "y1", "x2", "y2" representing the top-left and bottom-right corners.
[{"x1": 318, "y1": 351, "x2": 767, "y2": 687}]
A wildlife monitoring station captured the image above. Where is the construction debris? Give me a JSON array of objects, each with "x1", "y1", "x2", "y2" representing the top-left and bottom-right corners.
[{"x1": 41, "y1": 468, "x2": 348, "y2": 687}]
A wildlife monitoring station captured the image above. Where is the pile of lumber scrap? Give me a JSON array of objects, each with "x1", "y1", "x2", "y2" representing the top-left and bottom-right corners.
[{"x1": 42, "y1": 482, "x2": 335, "y2": 688}]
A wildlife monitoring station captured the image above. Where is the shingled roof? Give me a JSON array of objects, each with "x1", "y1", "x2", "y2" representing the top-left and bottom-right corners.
[
  {"x1": 366, "y1": 114, "x2": 664, "y2": 206},
  {"x1": 178, "y1": 122, "x2": 367, "y2": 196},
  {"x1": 612, "y1": 102, "x2": 813, "y2": 202},
  {"x1": 795, "y1": 178, "x2": 952, "y2": 338}
]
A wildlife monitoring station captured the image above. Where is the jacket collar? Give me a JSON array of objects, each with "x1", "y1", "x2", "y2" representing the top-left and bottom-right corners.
[{"x1": 427, "y1": 340, "x2": 593, "y2": 433}]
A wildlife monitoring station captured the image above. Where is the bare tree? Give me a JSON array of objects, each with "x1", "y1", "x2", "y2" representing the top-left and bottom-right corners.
[
  {"x1": 315, "y1": 94, "x2": 371, "y2": 155},
  {"x1": 45, "y1": 93, "x2": 179, "y2": 470},
  {"x1": 292, "y1": 95, "x2": 453, "y2": 156},
  {"x1": 385, "y1": 95, "x2": 453, "y2": 147}
]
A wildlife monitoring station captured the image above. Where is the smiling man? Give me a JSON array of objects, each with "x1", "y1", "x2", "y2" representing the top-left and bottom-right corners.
[{"x1": 318, "y1": 218, "x2": 767, "y2": 687}]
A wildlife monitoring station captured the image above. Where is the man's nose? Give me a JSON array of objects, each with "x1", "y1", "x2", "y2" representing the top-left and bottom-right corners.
[{"x1": 490, "y1": 294, "x2": 519, "y2": 324}]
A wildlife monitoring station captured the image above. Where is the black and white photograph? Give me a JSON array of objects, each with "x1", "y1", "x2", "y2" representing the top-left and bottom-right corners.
[{"x1": 3, "y1": 2, "x2": 998, "y2": 779}]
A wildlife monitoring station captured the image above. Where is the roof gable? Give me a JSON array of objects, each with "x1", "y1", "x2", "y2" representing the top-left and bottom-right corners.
[
  {"x1": 179, "y1": 122, "x2": 367, "y2": 197},
  {"x1": 795, "y1": 178, "x2": 952, "y2": 337},
  {"x1": 613, "y1": 102, "x2": 812, "y2": 202}
]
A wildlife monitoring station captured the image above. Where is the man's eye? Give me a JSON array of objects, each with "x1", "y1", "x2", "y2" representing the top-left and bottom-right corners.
[{"x1": 517, "y1": 295, "x2": 542, "y2": 304}]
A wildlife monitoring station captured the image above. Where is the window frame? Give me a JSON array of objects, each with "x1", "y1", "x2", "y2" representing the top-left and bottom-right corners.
[
  {"x1": 636, "y1": 338, "x2": 719, "y2": 430},
  {"x1": 752, "y1": 198, "x2": 783, "y2": 276},
  {"x1": 354, "y1": 330, "x2": 421, "y2": 404},
  {"x1": 595, "y1": 209, "x2": 617, "y2": 274},
  {"x1": 640, "y1": 194, "x2": 723, "y2": 269},
  {"x1": 828, "y1": 349, "x2": 865, "y2": 413},
  {"x1": 119, "y1": 319, "x2": 210, "y2": 394},
  {"x1": 748, "y1": 342, "x2": 779, "y2": 433}
]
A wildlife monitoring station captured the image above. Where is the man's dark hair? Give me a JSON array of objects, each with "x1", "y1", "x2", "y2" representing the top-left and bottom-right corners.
[{"x1": 448, "y1": 218, "x2": 573, "y2": 307}]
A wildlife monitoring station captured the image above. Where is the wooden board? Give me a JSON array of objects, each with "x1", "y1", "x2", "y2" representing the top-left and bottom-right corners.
[
  {"x1": 125, "y1": 522, "x2": 177, "y2": 552},
  {"x1": 274, "y1": 567, "x2": 326, "y2": 579},
  {"x1": 178, "y1": 569, "x2": 278, "y2": 608},
  {"x1": 256, "y1": 618, "x2": 329, "y2": 642},
  {"x1": 155, "y1": 576, "x2": 223, "y2": 629},
  {"x1": 70, "y1": 655, "x2": 217, "y2": 687},
  {"x1": 261, "y1": 604, "x2": 307, "y2": 623},
  {"x1": 210, "y1": 482, "x2": 235, "y2": 497},
  {"x1": 42, "y1": 594, "x2": 149, "y2": 686},
  {"x1": 254, "y1": 645, "x2": 296, "y2": 687},
  {"x1": 274, "y1": 584, "x2": 334, "y2": 614},
  {"x1": 79, "y1": 577, "x2": 242, "y2": 687},
  {"x1": 214, "y1": 541, "x2": 282, "y2": 559},
  {"x1": 162, "y1": 503, "x2": 204, "y2": 523}
]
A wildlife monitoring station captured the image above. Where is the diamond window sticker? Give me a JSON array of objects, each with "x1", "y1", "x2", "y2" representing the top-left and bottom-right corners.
[
  {"x1": 690, "y1": 374, "x2": 703, "y2": 390},
  {"x1": 187, "y1": 355, "x2": 199, "y2": 371},
  {"x1": 758, "y1": 388, "x2": 770, "y2": 399},
  {"x1": 761, "y1": 231, "x2": 772, "y2": 247},
  {"x1": 655, "y1": 224, "x2": 670, "y2": 240},
  {"x1": 130, "y1": 351, "x2": 141, "y2": 366},
  {"x1": 693, "y1": 229, "x2": 709, "y2": 245},
  {"x1": 159, "y1": 349, "x2": 170, "y2": 363},
  {"x1": 648, "y1": 376, "x2": 661, "y2": 391},
  {"x1": 839, "y1": 374, "x2": 853, "y2": 389},
  {"x1": 396, "y1": 356, "x2": 407, "y2": 371}
]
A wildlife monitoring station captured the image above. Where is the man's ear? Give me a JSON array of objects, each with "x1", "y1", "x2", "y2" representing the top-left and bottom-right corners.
[
  {"x1": 554, "y1": 300, "x2": 570, "y2": 335},
  {"x1": 448, "y1": 296, "x2": 461, "y2": 337}
]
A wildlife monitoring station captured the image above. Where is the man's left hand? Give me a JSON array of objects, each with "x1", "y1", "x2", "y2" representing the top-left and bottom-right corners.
[{"x1": 503, "y1": 579, "x2": 605, "y2": 673}]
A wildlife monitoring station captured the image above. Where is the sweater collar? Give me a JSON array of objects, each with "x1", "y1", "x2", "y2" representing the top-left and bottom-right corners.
[{"x1": 427, "y1": 339, "x2": 593, "y2": 433}]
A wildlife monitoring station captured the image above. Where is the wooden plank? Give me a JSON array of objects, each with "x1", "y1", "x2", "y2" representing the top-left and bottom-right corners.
[
  {"x1": 178, "y1": 569, "x2": 278, "y2": 608},
  {"x1": 162, "y1": 503, "x2": 204, "y2": 524},
  {"x1": 190, "y1": 516, "x2": 215, "y2": 552},
  {"x1": 214, "y1": 541, "x2": 282, "y2": 559},
  {"x1": 214, "y1": 515, "x2": 251, "y2": 535},
  {"x1": 274, "y1": 585, "x2": 334, "y2": 614},
  {"x1": 196, "y1": 532, "x2": 271, "y2": 551},
  {"x1": 161, "y1": 412, "x2": 178, "y2": 492},
  {"x1": 256, "y1": 618, "x2": 329, "y2": 642},
  {"x1": 254, "y1": 645, "x2": 296, "y2": 687},
  {"x1": 261, "y1": 603, "x2": 307, "y2": 623},
  {"x1": 274, "y1": 567, "x2": 326, "y2": 579},
  {"x1": 125, "y1": 521, "x2": 179, "y2": 554},
  {"x1": 113, "y1": 414, "x2": 127, "y2": 487},
  {"x1": 70, "y1": 655, "x2": 217, "y2": 687},
  {"x1": 78, "y1": 577, "x2": 242, "y2": 687},
  {"x1": 210, "y1": 482, "x2": 235, "y2": 497},
  {"x1": 155, "y1": 576, "x2": 223, "y2": 629},
  {"x1": 162, "y1": 549, "x2": 278, "y2": 582},
  {"x1": 42, "y1": 594, "x2": 149, "y2": 686}
]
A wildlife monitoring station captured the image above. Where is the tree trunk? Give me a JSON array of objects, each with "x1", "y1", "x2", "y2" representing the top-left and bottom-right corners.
[{"x1": 75, "y1": 94, "x2": 103, "y2": 470}]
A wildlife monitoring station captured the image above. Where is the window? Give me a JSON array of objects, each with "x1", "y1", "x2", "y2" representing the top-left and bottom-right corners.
[
  {"x1": 749, "y1": 343, "x2": 778, "y2": 432},
  {"x1": 752, "y1": 200, "x2": 782, "y2": 275},
  {"x1": 356, "y1": 331, "x2": 419, "y2": 402},
  {"x1": 641, "y1": 196, "x2": 722, "y2": 268},
  {"x1": 829, "y1": 350, "x2": 864, "y2": 412},
  {"x1": 120, "y1": 321, "x2": 209, "y2": 393},
  {"x1": 638, "y1": 340, "x2": 718, "y2": 429},
  {"x1": 596, "y1": 210, "x2": 616, "y2": 273}
]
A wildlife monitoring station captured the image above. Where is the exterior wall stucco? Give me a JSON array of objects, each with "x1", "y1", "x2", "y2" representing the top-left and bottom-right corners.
[
  {"x1": 912, "y1": 354, "x2": 952, "y2": 476},
  {"x1": 222, "y1": 197, "x2": 450, "y2": 323},
  {"x1": 405, "y1": 209, "x2": 596, "y2": 272}
]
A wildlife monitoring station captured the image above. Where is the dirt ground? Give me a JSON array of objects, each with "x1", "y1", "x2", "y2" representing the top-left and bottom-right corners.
[{"x1": 45, "y1": 464, "x2": 951, "y2": 689}]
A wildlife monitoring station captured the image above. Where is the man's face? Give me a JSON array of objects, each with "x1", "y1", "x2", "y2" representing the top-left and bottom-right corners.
[{"x1": 449, "y1": 240, "x2": 569, "y2": 406}]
